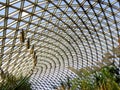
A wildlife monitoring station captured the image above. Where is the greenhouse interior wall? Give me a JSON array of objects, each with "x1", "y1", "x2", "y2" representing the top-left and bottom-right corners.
[{"x1": 0, "y1": 0, "x2": 120, "y2": 90}]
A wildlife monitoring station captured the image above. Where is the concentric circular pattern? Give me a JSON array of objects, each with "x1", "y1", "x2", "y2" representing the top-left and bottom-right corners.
[{"x1": 0, "y1": 0, "x2": 120, "y2": 89}]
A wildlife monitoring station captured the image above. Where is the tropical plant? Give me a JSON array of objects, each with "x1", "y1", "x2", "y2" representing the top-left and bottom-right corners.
[
  {"x1": 14, "y1": 76, "x2": 31, "y2": 90},
  {"x1": 0, "y1": 72, "x2": 32, "y2": 90},
  {"x1": 70, "y1": 65, "x2": 120, "y2": 90},
  {"x1": 57, "y1": 65, "x2": 120, "y2": 90}
]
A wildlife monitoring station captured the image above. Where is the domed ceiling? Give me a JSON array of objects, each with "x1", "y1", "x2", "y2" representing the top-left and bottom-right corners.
[{"x1": 0, "y1": 0, "x2": 120, "y2": 89}]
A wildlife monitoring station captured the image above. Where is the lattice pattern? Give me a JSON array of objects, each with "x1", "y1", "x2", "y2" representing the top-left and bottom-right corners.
[{"x1": 0, "y1": 0, "x2": 120, "y2": 89}]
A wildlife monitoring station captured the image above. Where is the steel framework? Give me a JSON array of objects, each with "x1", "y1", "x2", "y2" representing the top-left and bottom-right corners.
[{"x1": 0, "y1": 0, "x2": 120, "y2": 89}]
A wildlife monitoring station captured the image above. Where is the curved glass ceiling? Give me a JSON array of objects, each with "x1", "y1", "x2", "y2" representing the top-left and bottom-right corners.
[{"x1": 0, "y1": 0, "x2": 120, "y2": 89}]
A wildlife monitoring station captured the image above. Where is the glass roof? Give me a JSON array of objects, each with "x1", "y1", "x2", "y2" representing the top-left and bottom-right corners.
[{"x1": 0, "y1": 0, "x2": 120, "y2": 89}]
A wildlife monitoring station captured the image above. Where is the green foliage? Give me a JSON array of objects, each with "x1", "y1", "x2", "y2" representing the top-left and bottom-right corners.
[
  {"x1": 14, "y1": 76, "x2": 31, "y2": 90},
  {"x1": 0, "y1": 73, "x2": 32, "y2": 90},
  {"x1": 81, "y1": 65, "x2": 119, "y2": 90},
  {"x1": 62, "y1": 65, "x2": 120, "y2": 90}
]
